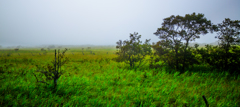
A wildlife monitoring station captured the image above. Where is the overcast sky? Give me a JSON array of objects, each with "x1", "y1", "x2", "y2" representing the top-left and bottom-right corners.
[{"x1": 0, "y1": 0, "x2": 239, "y2": 47}]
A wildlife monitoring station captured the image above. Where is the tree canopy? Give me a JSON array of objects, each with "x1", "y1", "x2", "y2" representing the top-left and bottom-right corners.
[
  {"x1": 115, "y1": 32, "x2": 152, "y2": 69},
  {"x1": 153, "y1": 12, "x2": 217, "y2": 72}
]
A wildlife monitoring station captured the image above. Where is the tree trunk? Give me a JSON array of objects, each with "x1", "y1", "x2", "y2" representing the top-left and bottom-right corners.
[
  {"x1": 224, "y1": 43, "x2": 230, "y2": 71},
  {"x1": 129, "y1": 56, "x2": 133, "y2": 68},
  {"x1": 182, "y1": 41, "x2": 189, "y2": 72},
  {"x1": 54, "y1": 78, "x2": 58, "y2": 89},
  {"x1": 175, "y1": 48, "x2": 179, "y2": 71}
]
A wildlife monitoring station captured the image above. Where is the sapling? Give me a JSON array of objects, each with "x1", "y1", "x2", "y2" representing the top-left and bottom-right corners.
[{"x1": 32, "y1": 48, "x2": 69, "y2": 91}]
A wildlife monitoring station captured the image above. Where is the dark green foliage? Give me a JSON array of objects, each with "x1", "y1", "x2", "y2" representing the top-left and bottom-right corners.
[
  {"x1": 182, "y1": 18, "x2": 240, "y2": 75},
  {"x1": 14, "y1": 48, "x2": 19, "y2": 51},
  {"x1": 153, "y1": 12, "x2": 216, "y2": 73},
  {"x1": 22, "y1": 58, "x2": 34, "y2": 65},
  {"x1": 149, "y1": 55, "x2": 164, "y2": 70},
  {"x1": 215, "y1": 18, "x2": 240, "y2": 46},
  {"x1": 114, "y1": 32, "x2": 152, "y2": 69},
  {"x1": 6, "y1": 53, "x2": 11, "y2": 57},
  {"x1": 194, "y1": 44, "x2": 199, "y2": 50},
  {"x1": 197, "y1": 45, "x2": 240, "y2": 75},
  {"x1": 0, "y1": 66, "x2": 3, "y2": 74},
  {"x1": 178, "y1": 47, "x2": 200, "y2": 69},
  {"x1": 214, "y1": 18, "x2": 240, "y2": 72},
  {"x1": 152, "y1": 40, "x2": 183, "y2": 72},
  {"x1": 0, "y1": 64, "x2": 14, "y2": 74},
  {"x1": 41, "y1": 48, "x2": 47, "y2": 55}
]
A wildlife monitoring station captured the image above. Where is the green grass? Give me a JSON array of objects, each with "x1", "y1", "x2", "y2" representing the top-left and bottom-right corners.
[{"x1": 0, "y1": 48, "x2": 239, "y2": 107}]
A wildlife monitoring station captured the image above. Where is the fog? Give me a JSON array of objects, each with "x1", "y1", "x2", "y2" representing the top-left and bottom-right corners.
[{"x1": 0, "y1": 0, "x2": 239, "y2": 47}]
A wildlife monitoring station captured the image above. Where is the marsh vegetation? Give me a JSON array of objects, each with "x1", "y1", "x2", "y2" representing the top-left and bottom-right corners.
[{"x1": 0, "y1": 12, "x2": 239, "y2": 106}]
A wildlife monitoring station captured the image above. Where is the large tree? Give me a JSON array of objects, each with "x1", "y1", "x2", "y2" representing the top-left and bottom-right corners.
[
  {"x1": 215, "y1": 18, "x2": 240, "y2": 70},
  {"x1": 180, "y1": 13, "x2": 217, "y2": 71},
  {"x1": 154, "y1": 12, "x2": 217, "y2": 72},
  {"x1": 153, "y1": 15, "x2": 185, "y2": 71}
]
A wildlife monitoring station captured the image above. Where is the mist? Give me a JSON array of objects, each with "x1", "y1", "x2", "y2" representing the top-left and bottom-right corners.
[{"x1": 0, "y1": 0, "x2": 239, "y2": 47}]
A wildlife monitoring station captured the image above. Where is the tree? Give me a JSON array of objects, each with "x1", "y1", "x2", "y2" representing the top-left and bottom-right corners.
[
  {"x1": 153, "y1": 12, "x2": 216, "y2": 72},
  {"x1": 180, "y1": 13, "x2": 217, "y2": 71},
  {"x1": 32, "y1": 48, "x2": 69, "y2": 91},
  {"x1": 153, "y1": 15, "x2": 185, "y2": 71},
  {"x1": 14, "y1": 45, "x2": 21, "y2": 51},
  {"x1": 41, "y1": 48, "x2": 47, "y2": 55},
  {"x1": 14, "y1": 48, "x2": 19, "y2": 51},
  {"x1": 41, "y1": 48, "x2": 45, "y2": 51},
  {"x1": 115, "y1": 32, "x2": 152, "y2": 69},
  {"x1": 194, "y1": 44, "x2": 199, "y2": 50},
  {"x1": 215, "y1": 18, "x2": 240, "y2": 70},
  {"x1": 151, "y1": 40, "x2": 180, "y2": 71}
]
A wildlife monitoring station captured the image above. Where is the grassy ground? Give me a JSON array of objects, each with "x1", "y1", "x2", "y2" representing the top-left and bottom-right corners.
[{"x1": 0, "y1": 48, "x2": 239, "y2": 107}]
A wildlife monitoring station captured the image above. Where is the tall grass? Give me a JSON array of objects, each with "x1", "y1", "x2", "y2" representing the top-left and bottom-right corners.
[{"x1": 0, "y1": 48, "x2": 239, "y2": 106}]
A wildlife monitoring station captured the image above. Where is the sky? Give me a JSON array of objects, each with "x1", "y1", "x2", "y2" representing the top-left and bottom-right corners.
[{"x1": 0, "y1": 0, "x2": 239, "y2": 47}]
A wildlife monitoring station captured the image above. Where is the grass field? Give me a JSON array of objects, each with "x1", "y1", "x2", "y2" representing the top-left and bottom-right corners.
[{"x1": 0, "y1": 47, "x2": 239, "y2": 107}]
